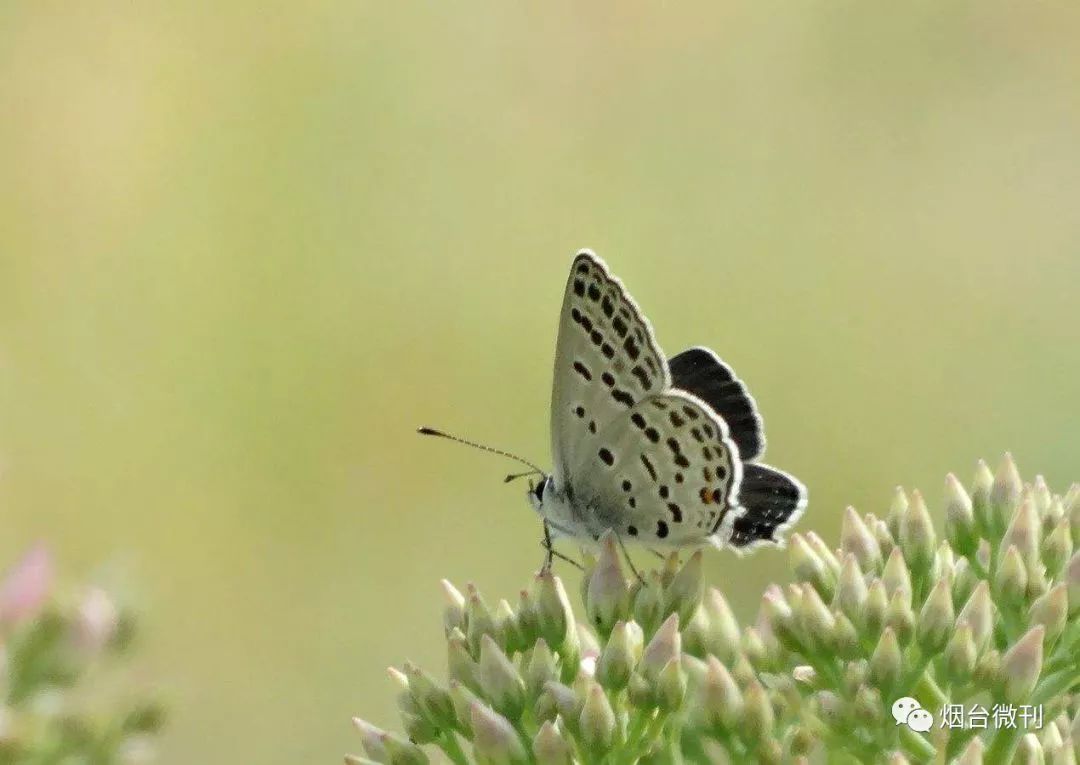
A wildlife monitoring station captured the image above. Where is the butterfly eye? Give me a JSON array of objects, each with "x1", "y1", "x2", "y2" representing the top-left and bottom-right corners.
[{"x1": 533, "y1": 477, "x2": 548, "y2": 501}]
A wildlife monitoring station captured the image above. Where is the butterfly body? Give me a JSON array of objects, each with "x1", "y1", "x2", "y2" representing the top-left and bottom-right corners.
[{"x1": 531, "y1": 250, "x2": 806, "y2": 553}]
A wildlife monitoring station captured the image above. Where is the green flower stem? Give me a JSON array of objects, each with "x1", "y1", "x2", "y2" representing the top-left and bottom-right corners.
[
  {"x1": 438, "y1": 731, "x2": 470, "y2": 765},
  {"x1": 985, "y1": 723, "x2": 1022, "y2": 763},
  {"x1": 803, "y1": 653, "x2": 845, "y2": 691},
  {"x1": 913, "y1": 672, "x2": 948, "y2": 710},
  {"x1": 964, "y1": 552, "x2": 991, "y2": 582},
  {"x1": 898, "y1": 725, "x2": 936, "y2": 764},
  {"x1": 517, "y1": 724, "x2": 538, "y2": 762},
  {"x1": 1043, "y1": 623, "x2": 1080, "y2": 675},
  {"x1": 664, "y1": 723, "x2": 683, "y2": 764},
  {"x1": 708, "y1": 729, "x2": 740, "y2": 761},
  {"x1": 1041, "y1": 654, "x2": 1072, "y2": 676},
  {"x1": 631, "y1": 711, "x2": 669, "y2": 758},
  {"x1": 1031, "y1": 667, "x2": 1080, "y2": 705},
  {"x1": 899, "y1": 649, "x2": 934, "y2": 694},
  {"x1": 943, "y1": 725, "x2": 980, "y2": 761},
  {"x1": 618, "y1": 709, "x2": 655, "y2": 764},
  {"x1": 828, "y1": 726, "x2": 881, "y2": 764},
  {"x1": 1058, "y1": 620, "x2": 1080, "y2": 655},
  {"x1": 677, "y1": 730, "x2": 708, "y2": 763}
]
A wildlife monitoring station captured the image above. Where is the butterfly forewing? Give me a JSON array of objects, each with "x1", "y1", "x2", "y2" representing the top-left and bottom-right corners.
[
  {"x1": 551, "y1": 251, "x2": 670, "y2": 484},
  {"x1": 570, "y1": 391, "x2": 743, "y2": 544}
]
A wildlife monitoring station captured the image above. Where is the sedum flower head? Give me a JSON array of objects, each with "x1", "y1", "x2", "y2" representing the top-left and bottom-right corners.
[
  {"x1": 0, "y1": 546, "x2": 163, "y2": 762},
  {"x1": 352, "y1": 456, "x2": 1080, "y2": 764}
]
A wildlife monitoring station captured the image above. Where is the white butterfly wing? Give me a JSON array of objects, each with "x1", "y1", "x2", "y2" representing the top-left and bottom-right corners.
[
  {"x1": 576, "y1": 391, "x2": 744, "y2": 544},
  {"x1": 550, "y1": 251, "x2": 670, "y2": 487}
]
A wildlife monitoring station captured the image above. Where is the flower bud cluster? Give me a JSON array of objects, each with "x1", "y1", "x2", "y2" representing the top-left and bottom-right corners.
[
  {"x1": 353, "y1": 456, "x2": 1080, "y2": 764},
  {"x1": 0, "y1": 546, "x2": 163, "y2": 762}
]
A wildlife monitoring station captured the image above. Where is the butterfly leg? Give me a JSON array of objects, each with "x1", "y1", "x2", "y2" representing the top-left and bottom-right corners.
[
  {"x1": 548, "y1": 546, "x2": 584, "y2": 570},
  {"x1": 540, "y1": 525, "x2": 583, "y2": 574},
  {"x1": 540, "y1": 521, "x2": 554, "y2": 573},
  {"x1": 614, "y1": 532, "x2": 645, "y2": 584}
]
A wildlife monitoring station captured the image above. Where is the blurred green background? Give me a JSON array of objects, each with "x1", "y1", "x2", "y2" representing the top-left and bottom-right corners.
[{"x1": 2, "y1": 2, "x2": 1079, "y2": 762}]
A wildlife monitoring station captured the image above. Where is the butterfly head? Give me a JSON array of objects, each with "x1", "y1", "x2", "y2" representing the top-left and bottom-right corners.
[
  {"x1": 527, "y1": 475, "x2": 550, "y2": 512},
  {"x1": 527, "y1": 474, "x2": 576, "y2": 537}
]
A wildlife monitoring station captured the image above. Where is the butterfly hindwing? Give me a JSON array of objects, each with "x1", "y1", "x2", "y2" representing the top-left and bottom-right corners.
[
  {"x1": 669, "y1": 347, "x2": 765, "y2": 461},
  {"x1": 569, "y1": 390, "x2": 742, "y2": 545},
  {"x1": 551, "y1": 251, "x2": 670, "y2": 484},
  {"x1": 726, "y1": 463, "x2": 807, "y2": 550}
]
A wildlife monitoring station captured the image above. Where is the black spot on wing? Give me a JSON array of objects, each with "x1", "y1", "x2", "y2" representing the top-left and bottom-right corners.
[{"x1": 571, "y1": 308, "x2": 593, "y2": 332}]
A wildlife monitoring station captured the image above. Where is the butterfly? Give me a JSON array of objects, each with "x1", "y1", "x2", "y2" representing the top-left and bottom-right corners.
[
  {"x1": 422, "y1": 249, "x2": 806, "y2": 566},
  {"x1": 529, "y1": 249, "x2": 806, "y2": 557}
]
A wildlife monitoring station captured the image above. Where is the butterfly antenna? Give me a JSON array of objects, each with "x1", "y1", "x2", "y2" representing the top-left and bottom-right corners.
[
  {"x1": 417, "y1": 427, "x2": 545, "y2": 476},
  {"x1": 504, "y1": 469, "x2": 543, "y2": 484}
]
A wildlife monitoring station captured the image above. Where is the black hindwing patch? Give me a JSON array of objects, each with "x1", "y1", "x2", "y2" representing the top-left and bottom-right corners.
[{"x1": 669, "y1": 347, "x2": 765, "y2": 460}]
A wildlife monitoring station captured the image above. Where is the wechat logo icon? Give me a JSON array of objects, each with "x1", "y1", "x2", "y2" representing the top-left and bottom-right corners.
[{"x1": 892, "y1": 697, "x2": 933, "y2": 733}]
